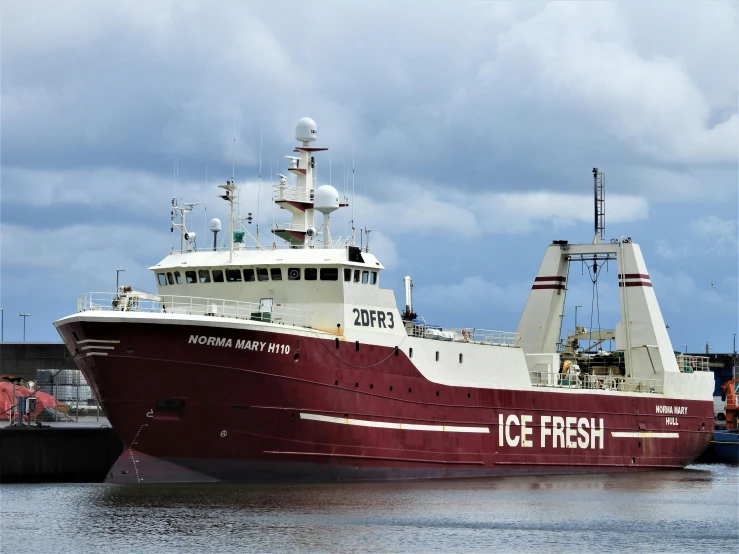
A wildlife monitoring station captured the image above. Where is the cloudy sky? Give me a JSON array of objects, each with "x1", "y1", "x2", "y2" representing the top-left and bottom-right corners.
[{"x1": 1, "y1": 1, "x2": 737, "y2": 352}]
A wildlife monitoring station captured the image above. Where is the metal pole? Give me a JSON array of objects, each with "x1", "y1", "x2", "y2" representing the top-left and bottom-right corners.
[
  {"x1": 18, "y1": 314, "x2": 30, "y2": 342},
  {"x1": 682, "y1": 344, "x2": 688, "y2": 354},
  {"x1": 116, "y1": 269, "x2": 126, "y2": 291},
  {"x1": 0, "y1": 307, "x2": 4, "y2": 342},
  {"x1": 75, "y1": 373, "x2": 79, "y2": 423},
  {"x1": 575, "y1": 305, "x2": 582, "y2": 332}
]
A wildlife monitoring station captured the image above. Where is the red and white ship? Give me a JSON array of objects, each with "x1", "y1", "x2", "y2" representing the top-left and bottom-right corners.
[{"x1": 55, "y1": 118, "x2": 714, "y2": 483}]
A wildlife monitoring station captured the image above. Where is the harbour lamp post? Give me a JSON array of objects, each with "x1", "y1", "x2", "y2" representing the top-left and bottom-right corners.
[
  {"x1": 18, "y1": 313, "x2": 31, "y2": 342},
  {"x1": 574, "y1": 305, "x2": 582, "y2": 332},
  {"x1": 682, "y1": 344, "x2": 688, "y2": 355},
  {"x1": 116, "y1": 269, "x2": 126, "y2": 291}
]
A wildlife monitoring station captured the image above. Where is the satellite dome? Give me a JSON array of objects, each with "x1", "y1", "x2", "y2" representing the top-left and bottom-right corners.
[
  {"x1": 313, "y1": 185, "x2": 339, "y2": 214},
  {"x1": 209, "y1": 218, "x2": 222, "y2": 232},
  {"x1": 295, "y1": 117, "x2": 317, "y2": 143}
]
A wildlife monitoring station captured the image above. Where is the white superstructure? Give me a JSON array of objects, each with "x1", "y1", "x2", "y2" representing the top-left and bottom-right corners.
[{"x1": 94, "y1": 118, "x2": 713, "y2": 401}]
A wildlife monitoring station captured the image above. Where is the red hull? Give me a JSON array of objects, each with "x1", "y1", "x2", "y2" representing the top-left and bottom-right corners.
[{"x1": 57, "y1": 320, "x2": 713, "y2": 483}]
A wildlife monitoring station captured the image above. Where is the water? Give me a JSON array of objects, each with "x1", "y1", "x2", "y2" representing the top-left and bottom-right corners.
[{"x1": 1, "y1": 465, "x2": 737, "y2": 553}]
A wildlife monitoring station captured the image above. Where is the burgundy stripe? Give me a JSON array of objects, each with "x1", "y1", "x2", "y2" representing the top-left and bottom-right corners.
[
  {"x1": 532, "y1": 284, "x2": 566, "y2": 290},
  {"x1": 619, "y1": 282, "x2": 653, "y2": 287},
  {"x1": 618, "y1": 273, "x2": 650, "y2": 279},
  {"x1": 534, "y1": 276, "x2": 567, "y2": 282}
]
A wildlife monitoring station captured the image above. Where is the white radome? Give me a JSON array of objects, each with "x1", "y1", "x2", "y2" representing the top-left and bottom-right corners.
[
  {"x1": 209, "y1": 218, "x2": 222, "y2": 232},
  {"x1": 314, "y1": 185, "x2": 339, "y2": 214},
  {"x1": 295, "y1": 117, "x2": 317, "y2": 143}
]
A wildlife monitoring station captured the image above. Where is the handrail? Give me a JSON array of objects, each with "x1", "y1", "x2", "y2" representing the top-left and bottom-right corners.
[
  {"x1": 274, "y1": 183, "x2": 312, "y2": 203},
  {"x1": 529, "y1": 370, "x2": 664, "y2": 394},
  {"x1": 675, "y1": 354, "x2": 710, "y2": 373},
  {"x1": 77, "y1": 292, "x2": 306, "y2": 328},
  {"x1": 406, "y1": 322, "x2": 520, "y2": 347}
]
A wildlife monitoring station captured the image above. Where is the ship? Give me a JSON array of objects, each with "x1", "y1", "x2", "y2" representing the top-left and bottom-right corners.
[{"x1": 54, "y1": 118, "x2": 715, "y2": 483}]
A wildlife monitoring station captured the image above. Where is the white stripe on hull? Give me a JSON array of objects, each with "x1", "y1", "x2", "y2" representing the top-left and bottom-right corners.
[
  {"x1": 300, "y1": 413, "x2": 490, "y2": 433},
  {"x1": 611, "y1": 431, "x2": 679, "y2": 439}
]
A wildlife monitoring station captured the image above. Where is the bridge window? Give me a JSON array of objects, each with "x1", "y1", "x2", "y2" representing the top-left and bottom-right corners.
[
  {"x1": 243, "y1": 269, "x2": 255, "y2": 282},
  {"x1": 271, "y1": 268, "x2": 282, "y2": 281},
  {"x1": 185, "y1": 271, "x2": 197, "y2": 284},
  {"x1": 305, "y1": 268, "x2": 318, "y2": 281},
  {"x1": 157, "y1": 273, "x2": 167, "y2": 286},
  {"x1": 198, "y1": 270, "x2": 211, "y2": 283},
  {"x1": 370, "y1": 271, "x2": 377, "y2": 285},
  {"x1": 166, "y1": 272, "x2": 174, "y2": 284},
  {"x1": 354, "y1": 269, "x2": 360, "y2": 283},
  {"x1": 256, "y1": 268, "x2": 269, "y2": 281},
  {"x1": 362, "y1": 271, "x2": 369, "y2": 284},
  {"x1": 226, "y1": 269, "x2": 242, "y2": 282},
  {"x1": 174, "y1": 271, "x2": 183, "y2": 284},
  {"x1": 344, "y1": 268, "x2": 351, "y2": 282},
  {"x1": 213, "y1": 269, "x2": 224, "y2": 283},
  {"x1": 321, "y1": 267, "x2": 338, "y2": 281},
  {"x1": 288, "y1": 268, "x2": 301, "y2": 280}
]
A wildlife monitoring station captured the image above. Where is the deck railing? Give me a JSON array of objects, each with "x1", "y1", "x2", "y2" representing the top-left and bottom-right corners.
[
  {"x1": 77, "y1": 292, "x2": 307, "y2": 328},
  {"x1": 529, "y1": 370, "x2": 664, "y2": 394},
  {"x1": 274, "y1": 183, "x2": 312, "y2": 204},
  {"x1": 676, "y1": 354, "x2": 710, "y2": 373},
  {"x1": 407, "y1": 322, "x2": 520, "y2": 347}
]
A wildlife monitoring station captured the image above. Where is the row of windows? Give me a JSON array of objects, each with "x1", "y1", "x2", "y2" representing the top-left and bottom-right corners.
[{"x1": 157, "y1": 267, "x2": 378, "y2": 286}]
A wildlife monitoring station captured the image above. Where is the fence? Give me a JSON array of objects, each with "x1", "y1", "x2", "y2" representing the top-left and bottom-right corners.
[
  {"x1": 78, "y1": 292, "x2": 307, "y2": 328},
  {"x1": 529, "y1": 370, "x2": 664, "y2": 394},
  {"x1": 407, "y1": 322, "x2": 520, "y2": 347},
  {"x1": 676, "y1": 354, "x2": 710, "y2": 373},
  {"x1": 34, "y1": 369, "x2": 104, "y2": 422}
]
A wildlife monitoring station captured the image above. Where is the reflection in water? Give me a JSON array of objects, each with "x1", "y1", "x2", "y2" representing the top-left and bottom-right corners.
[{"x1": 1, "y1": 465, "x2": 737, "y2": 553}]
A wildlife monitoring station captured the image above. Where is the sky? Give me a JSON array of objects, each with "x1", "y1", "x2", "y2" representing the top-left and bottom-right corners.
[{"x1": 1, "y1": 1, "x2": 737, "y2": 352}]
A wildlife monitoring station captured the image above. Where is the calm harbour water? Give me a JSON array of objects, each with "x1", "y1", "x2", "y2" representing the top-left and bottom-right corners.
[{"x1": 1, "y1": 464, "x2": 737, "y2": 553}]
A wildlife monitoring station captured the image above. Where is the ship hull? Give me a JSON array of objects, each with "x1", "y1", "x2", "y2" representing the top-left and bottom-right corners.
[{"x1": 56, "y1": 319, "x2": 714, "y2": 483}]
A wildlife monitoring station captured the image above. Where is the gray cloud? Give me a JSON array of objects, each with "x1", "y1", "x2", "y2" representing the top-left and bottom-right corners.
[{"x1": 1, "y1": 1, "x2": 737, "y2": 346}]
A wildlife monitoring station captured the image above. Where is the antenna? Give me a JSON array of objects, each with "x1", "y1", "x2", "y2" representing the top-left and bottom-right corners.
[
  {"x1": 593, "y1": 168, "x2": 605, "y2": 244},
  {"x1": 351, "y1": 141, "x2": 356, "y2": 245},
  {"x1": 231, "y1": 119, "x2": 236, "y2": 180},
  {"x1": 257, "y1": 123, "x2": 263, "y2": 244},
  {"x1": 204, "y1": 166, "x2": 208, "y2": 240}
]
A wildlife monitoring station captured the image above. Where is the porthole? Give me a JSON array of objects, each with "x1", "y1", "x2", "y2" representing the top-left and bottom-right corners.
[
  {"x1": 370, "y1": 384, "x2": 374, "y2": 390},
  {"x1": 389, "y1": 386, "x2": 393, "y2": 392},
  {"x1": 409, "y1": 348, "x2": 413, "y2": 358},
  {"x1": 290, "y1": 413, "x2": 295, "y2": 419},
  {"x1": 459, "y1": 353, "x2": 463, "y2": 363},
  {"x1": 334, "y1": 380, "x2": 338, "y2": 386},
  {"x1": 293, "y1": 353, "x2": 300, "y2": 363},
  {"x1": 355, "y1": 382, "x2": 359, "y2": 388},
  {"x1": 335, "y1": 338, "x2": 340, "y2": 349},
  {"x1": 436, "y1": 391, "x2": 439, "y2": 396},
  {"x1": 467, "y1": 393, "x2": 471, "y2": 399},
  {"x1": 408, "y1": 388, "x2": 412, "y2": 393}
]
